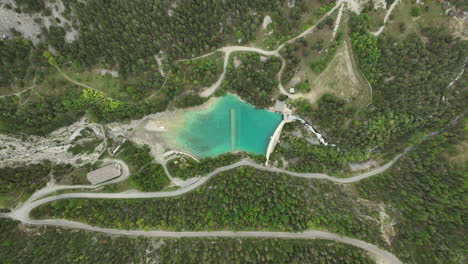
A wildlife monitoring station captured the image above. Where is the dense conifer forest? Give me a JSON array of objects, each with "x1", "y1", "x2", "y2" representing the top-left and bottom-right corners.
[
  {"x1": 31, "y1": 117, "x2": 467, "y2": 264},
  {"x1": 1, "y1": 1, "x2": 466, "y2": 263},
  {"x1": 0, "y1": 219, "x2": 375, "y2": 264}
]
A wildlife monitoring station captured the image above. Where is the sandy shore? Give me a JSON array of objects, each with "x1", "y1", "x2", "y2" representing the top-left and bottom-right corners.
[{"x1": 126, "y1": 96, "x2": 220, "y2": 162}]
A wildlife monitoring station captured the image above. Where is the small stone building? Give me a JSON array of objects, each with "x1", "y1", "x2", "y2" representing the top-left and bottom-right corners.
[{"x1": 87, "y1": 163, "x2": 122, "y2": 185}]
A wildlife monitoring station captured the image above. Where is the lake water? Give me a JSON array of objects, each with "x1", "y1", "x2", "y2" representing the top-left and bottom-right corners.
[{"x1": 174, "y1": 94, "x2": 282, "y2": 158}]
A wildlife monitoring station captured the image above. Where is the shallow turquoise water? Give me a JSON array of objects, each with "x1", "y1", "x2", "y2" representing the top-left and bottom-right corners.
[{"x1": 175, "y1": 94, "x2": 282, "y2": 158}]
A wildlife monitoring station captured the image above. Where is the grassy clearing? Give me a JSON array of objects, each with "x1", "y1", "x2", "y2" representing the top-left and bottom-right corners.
[
  {"x1": 446, "y1": 140, "x2": 468, "y2": 166},
  {"x1": 0, "y1": 195, "x2": 17, "y2": 209},
  {"x1": 368, "y1": 6, "x2": 387, "y2": 32},
  {"x1": 279, "y1": 8, "x2": 339, "y2": 86},
  {"x1": 255, "y1": 0, "x2": 333, "y2": 49},
  {"x1": 299, "y1": 8, "x2": 339, "y2": 61},
  {"x1": 55, "y1": 167, "x2": 90, "y2": 185},
  {"x1": 167, "y1": 51, "x2": 224, "y2": 94},
  {"x1": 384, "y1": 0, "x2": 450, "y2": 39},
  {"x1": 27, "y1": 69, "x2": 82, "y2": 101},
  {"x1": 301, "y1": 40, "x2": 371, "y2": 108},
  {"x1": 99, "y1": 180, "x2": 136, "y2": 193},
  {"x1": 61, "y1": 69, "x2": 123, "y2": 99},
  {"x1": 255, "y1": 0, "x2": 326, "y2": 49},
  {"x1": 281, "y1": 11, "x2": 371, "y2": 109},
  {"x1": 30, "y1": 64, "x2": 158, "y2": 104},
  {"x1": 0, "y1": 86, "x2": 17, "y2": 97}
]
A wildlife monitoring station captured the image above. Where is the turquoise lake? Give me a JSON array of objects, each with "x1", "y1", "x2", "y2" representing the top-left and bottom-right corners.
[{"x1": 174, "y1": 94, "x2": 282, "y2": 158}]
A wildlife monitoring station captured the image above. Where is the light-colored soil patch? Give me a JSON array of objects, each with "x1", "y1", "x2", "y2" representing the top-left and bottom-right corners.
[
  {"x1": 128, "y1": 97, "x2": 218, "y2": 163},
  {"x1": 154, "y1": 53, "x2": 166, "y2": 77},
  {"x1": 43, "y1": 0, "x2": 79, "y2": 43},
  {"x1": 233, "y1": 56, "x2": 242, "y2": 68},
  {"x1": 286, "y1": 70, "x2": 306, "y2": 90},
  {"x1": 449, "y1": 17, "x2": 468, "y2": 40},
  {"x1": 93, "y1": 69, "x2": 119, "y2": 78},
  {"x1": 356, "y1": 198, "x2": 396, "y2": 247},
  {"x1": 288, "y1": 128, "x2": 321, "y2": 145},
  {"x1": 371, "y1": 0, "x2": 399, "y2": 36},
  {"x1": 0, "y1": 117, "x2": 105, "y2": 168},
  {"x1": 345, "y1": 0, "x2": 366, "y2": 14},
  {"x1": 379, "y1": 207, "x2": 396, "y2": 245},
  {"x1": 262, "y1": 15, "x2": 272, "y2": 30},
  {"x1": 300, "y1": 41, "x2": 371, "y2": 107},
  {"x1": 332, "y1": 3, "x2": 345, "y2": 40},
  {"x1": 0, "y1": 0, "x2": 79, "y2": 44},
  {"x1": 384, "y1": 0, "x2": 451, "y2": 39},
  {"x1": 167, "y1": 2, "x2": 177, "y2": 17},
  {"x1": 447, "y1": 140, "x2": 468, "y2": 166},
  {"x1": 373, "y1": 0, "x2": 387, "y2": 10},
  {"x1": 287, "y1": 0, "x2": 296, "y2": 8},
  {"x1": 350, "y1": 159, "x2": 378, "y2": 171},
  {"x1": 0, "y1": 5, "x2": 42, "y2": 44}
]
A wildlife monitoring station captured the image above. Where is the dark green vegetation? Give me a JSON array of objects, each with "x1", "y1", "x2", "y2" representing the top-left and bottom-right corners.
[
  {"x1": 0, "y1": 38, "x2": 169, "y2": 135},
  {"x1": 0, "y1": 162, "x2": 90, "y2": 207},
  {"x1": 32, "y1": 166, "x2": 383, "y2": 244},
  {"x1": 448, "y1": 0, "x2": 468, "y2": 11},
  {"x1": 167, "y1": 153, "x2": 243, "y2": 180},
  {"x1": 67, "y1": 139, "x2": 102, "y2": 155},
  {"x1": 355, "y1": 118, "x2": 467, "y2": 264},
  {"x1": 130, "y1": 163, "x2": 169, "y2": 192},
  {"x1": 0, "y1": 39, "x2": 42, "y2": 88},
  {"x1": 273, "y1": 120, "x2": 354, "y2": 174},
  {"x1": 0, "y1": 164, "x2": 50, "y2": 206},
  {"x1": 60, "y1": 88, "x2": 168, "y2": 124},
  {"x1": 31, "y1": 118, "x2": 467, "y2": 264},
  {"x1": 350, "y1": 13, "x2": 382, "y2": 84},
  {"x1": 261, "y1": 1, "x2": 336, "y2": 49},
  {"x1": 0, "y1": 219, "x2": 374, "y2": 264},
  {"x1": 114, "y1": 141, "x2": 154, "y2": 172},
  {"x1": 163, "y1": 53, "x2": 223, "y2": 108},
  {"x1": 279, "y1": 12, "x2": 340, "y2": 85},
  {"x1": 28, "y1": 0, "x2": 335, "y2": 106},
  {"x1": 51, "y1": 0, "x2": 316, "y2": 73},
  {"x1": 152, "y1": 237, "x2": 375, "y2": 264},
  {"x1": 114, "y1": 141, "x2": 170, "y2": 192},
  {"x1": 167, "y1": 152, "x2": 265, "y2": 180},
  {"x1": 278, "y1": 10, "x2": 467, "y2": 173},
  {"x1": 2, "y1": 1, "x2": 467, "y2": 263},
  {"x1": 167, "y1": 53, "x2": 224, "y2": 93},
  {"x1": 67, "y1": 127, "x2": 103, "y2": 155},
  {"x1": 309, "y1": 33, "x2": 343, "y2": 73},
  {"x1": 221, "y1": 52, "x2": 282, "y2": 107},
  {"x1": 8, "y1": 0, "x2": 45, "y2": 13},
  {"x1": 0, "y1": 39, "x2": 83, "y2": 135},
  {"x1": 410, "y1": 6, "x2": 421, "y2": 17},
  {"x1": 51, "y1": 164, "x2": 93, "y2": 186},
  {"x1": 0, "y1": 89, "x2": 75, "y2": 135},
  {"x1": 1, "y1": 0, "x2": 333, "y2": 134}
]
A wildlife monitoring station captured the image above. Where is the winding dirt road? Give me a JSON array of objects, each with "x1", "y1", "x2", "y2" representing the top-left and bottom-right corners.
[
  {"x1": 372, "y1": 0, "x2": 401, "y2": 36},
  {"x1": 5, "y1": 144, "x2": 413, "y2": 264},
  {"x1": 2, "y1": 216, "x2": 402, "y2": 264},
  {"x1": 198, "y1": 0, "x2": 345, "y2": 98},
  {"x1": 2, "y1": 2, "x2": 458, "y2": 263},
  {"x1": 6, "y1": 114, "x2": 465, "y2": 264}
]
